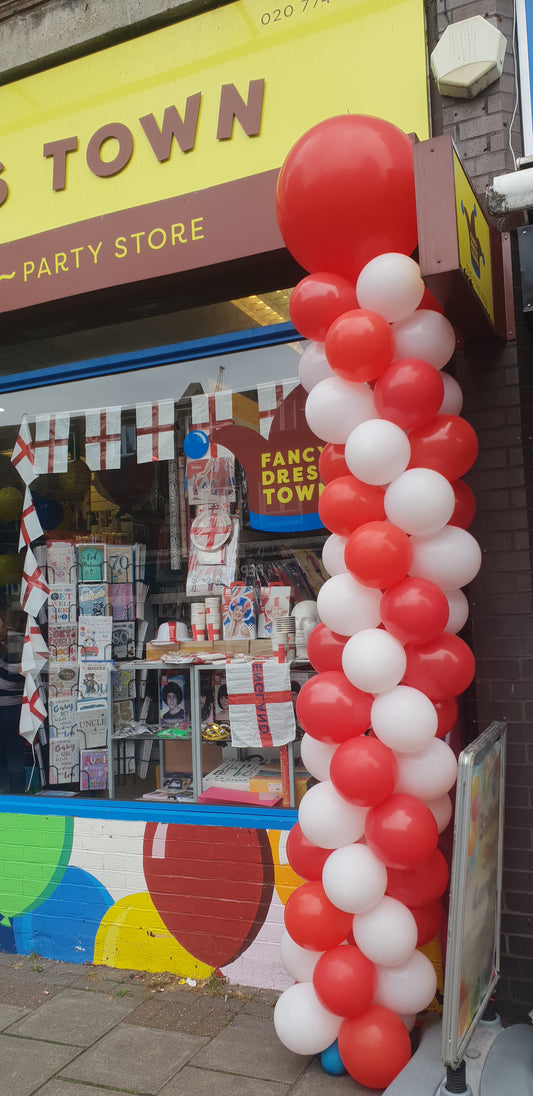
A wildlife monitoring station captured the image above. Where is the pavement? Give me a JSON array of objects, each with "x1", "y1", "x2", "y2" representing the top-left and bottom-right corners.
[{"x1": 0, "y1": 950, "x2": 380, "y2": 1096}]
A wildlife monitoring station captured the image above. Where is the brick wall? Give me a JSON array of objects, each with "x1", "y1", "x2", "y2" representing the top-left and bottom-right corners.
[{"x1": 426, "y1": 0, "x2": 533, "y2": 1017}]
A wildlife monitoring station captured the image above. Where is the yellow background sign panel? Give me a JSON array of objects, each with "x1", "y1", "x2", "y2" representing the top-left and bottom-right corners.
[
  {"x1": 0, "y1": 0, "x2": 429, "y2": 245},
  {"x1": 453, "y1": 151, "x2": 494, "y2": 323}
]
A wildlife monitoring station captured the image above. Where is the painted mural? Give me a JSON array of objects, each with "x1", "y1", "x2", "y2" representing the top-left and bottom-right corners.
[{"x1": 0, "y1": 813, "x2": 299, "y2": 990}]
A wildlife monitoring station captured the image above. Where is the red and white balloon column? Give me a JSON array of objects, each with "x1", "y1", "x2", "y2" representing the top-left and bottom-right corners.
[{"x1": 272, "y1": 116, "x2": 481, "y2": 1089}]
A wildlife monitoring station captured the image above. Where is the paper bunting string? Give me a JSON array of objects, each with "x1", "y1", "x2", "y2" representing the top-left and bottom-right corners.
[
  {"x1": 19, "y1": 672, "x2": 47, "y2": 744},
  {"x1": 190, "y1": 391, "x2": 233, "y2": 457},
  {"x1": 21, "y1": 616, "x2": 49, "y2": 675},
  {"x1": 20, "y1": 545, "x2": 50, "y2": 617},
  {"x1": 11, "y1": 415, "x2": 37, "y2": 486},
  {"x1": 225, "y1": 659, "x2": 296, "y2": 748},
  {"x1": 85, "y1": 407, "x2": 122, "y2": 470},
  {"x1": 18, "y1": 487, "x2": 44, "y2": 551},
  {"x1": 33, "y1": 412, "x2": 70, "y2": 475},
  {"x1": 136, "y1": 400, "x2": 175, "y2": 463}
]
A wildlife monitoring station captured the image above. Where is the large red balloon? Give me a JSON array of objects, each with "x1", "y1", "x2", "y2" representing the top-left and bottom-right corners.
[
  {"x1": 276, "y1": 115, "x2": 418, "y2": 281},
  {"x1": 338, "y1": 1006, "x2": 412, "y2": 1088},
  {"x1": 318, "y1": 476, "x2": 386, "y2": 537},
  {"x1": 306, "y1": 623, "x2": 346, "y2": 673},
  {"x1": 296, "y1": 671, "x2": 372, "y2": 744},
  {"x1": 373, "y1": 358, "x2": 444, "y2": 430},
  {"x1": 386, "y1": 848, "x2": 450, "y2": 906},
  {"x1": 330, "y1": 735, "x2": 398, "y2": 807},
  {"x1": 434, "y1": 697, "x2": 459, "y2": 738},
  {"x1": 403, "y1": 635, "x2": 476, "y2": 699},
  {"x1": 284, "y1": 880, "x2": 353, "y2": 951},
  {"x1": 365, "y1": 793, "x2": 439, "y2": 869},
  {"x1": 313, "y1": 944, "x2": 376, "y2": 1017},
  {"x1": 289, "y1": 273, "x2": 358, "y2": 341},
  {"x1": 408, "y1": 415, "x2": 479, "y2": 480},
  {"x1": 451, "y1": 479, "x2": 476, "y2": 528},
  {"x1": 409, "y1": 900, "x2": 443, "y2": 946},
  {"x1": 345, "y1": 521, "x2": 413, "y2": 589},
  {"x1": 319, "y1": 444, "x2": 351, "y2": 484},
  {"x1": 324, "y1": 309, "x2": 394, "y2": 384},
  {"x1": 380, "y1": 577, "x2": 449, "y2": 644},
  {"x1": 286, "y1": 823, "x2": 330, "y2": 881}
]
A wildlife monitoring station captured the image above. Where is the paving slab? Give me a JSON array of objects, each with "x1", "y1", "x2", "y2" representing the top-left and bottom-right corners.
[
  {"x1": 124, "y1": 987, "x2": 245, "y2": 1036},
  {"x1": 0, "y1": 968, "x2": 65, "y2": 1009},
  {"x1": 59, "y1": 1022, "x2": 208, "y2": 1094},
  {"x1": 0, "y1": 1002, "x2": 29, "y2": 1030},
  {"x1": 188, "y1": 1014, "x2": 311, "y2": 1084},
  {"x1": 34, "y1": 1084, "x2": 129, "y2": 1096},
  {"x1": 159, "y1": 1065, "x2": 290, "y2": 1096},
  {"x1": 0, "y1": 1033, "x2": 78, "y2": 1096},
  {"x1": 4, "y1": 987, "x2": 138, "y2": 1045},
  {"x1": 290, "y1": 1057, "x2": 380, "y2": 1095}
]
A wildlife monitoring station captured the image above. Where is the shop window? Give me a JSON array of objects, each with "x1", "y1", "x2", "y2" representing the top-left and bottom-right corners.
[{"x1": 0, "y1": 334, "x2": 324, "y2": 806}]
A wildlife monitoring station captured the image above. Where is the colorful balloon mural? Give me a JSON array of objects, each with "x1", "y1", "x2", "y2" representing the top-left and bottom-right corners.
[{"x1": 0, "y1": 814, "x2": 73, "y2": 925}]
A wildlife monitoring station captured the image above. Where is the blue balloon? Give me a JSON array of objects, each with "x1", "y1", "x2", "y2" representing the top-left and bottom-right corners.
[
  {"x1": 183, "y1": 430, "x2": 210, "y2": 459},
  {"x1": 32, "y1": 493, "x2": 64, "y2": 531},
  {"x1": 320, "y1": 1040, "x2": 347, "y2": 1075},
  {"x1": 13, "y1": 866, "x2": 113, "y2": 963}
]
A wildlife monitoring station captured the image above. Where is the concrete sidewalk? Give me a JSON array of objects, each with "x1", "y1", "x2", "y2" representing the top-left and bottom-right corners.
[{"x1": 0, "y1": 951, "x2": 378, "y2": 1096}]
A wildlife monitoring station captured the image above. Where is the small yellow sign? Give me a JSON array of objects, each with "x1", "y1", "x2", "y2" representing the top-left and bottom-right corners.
[{"x1": 453, "y1": 151, "x2": 494, "y2": 323}]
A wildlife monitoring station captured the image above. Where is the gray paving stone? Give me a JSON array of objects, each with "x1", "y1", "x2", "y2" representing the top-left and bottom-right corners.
[
  {"x1": 0, "y1": 1034, "x2": 77, "y2": 1096},
  {"x1": 159, "y1": 1065, "x2": 290, "y2": 1096},
  {"x1": 0, "y1": 1002, "x2": 29, "y2": 1030},
  {"x1": 290, "y1": 1057, "x2": 381, "y2": 1095},
  {"x1": 4, "y1": 988, "x2": 137, "y2": 1045},
  {"x1": 34, "y1": 1084, "x2": 131, "y2": 1096},
  {"x1": 60, "y1": 1022, "x2": 208, "y2": 1094},
  {"x1": 188, "y1": 1015, "x2": 311, "y2": 1084}
]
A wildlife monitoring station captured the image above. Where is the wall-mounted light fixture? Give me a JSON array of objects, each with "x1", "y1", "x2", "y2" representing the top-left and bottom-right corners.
[{"x1": 430, "y1": 15, "x2": 507, "y2": 99}]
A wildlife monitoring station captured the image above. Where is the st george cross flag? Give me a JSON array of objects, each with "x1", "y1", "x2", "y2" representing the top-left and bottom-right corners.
[
  {"x1": 34, "y1": 412, "x2": 70, "y2": 475},
  {"x1": 136, "y1": 400, "x2": 175, "y2": 463},
  {"x1": 21, "y1": 545, "x2": 50, "y2": 617},
  {"x1": 19, "y1": 672, "x2": 47, "y2": 743},
  {"x1": 18, "y1": 487, "x2": 44, "y2": 551},
  {"x1": 190, "y1": 391, "x2": 233, "y2": 457},
  {"x1": 257, "y1": 380, "x2": 299, "y2": 439},
  {"x1": 85, "y1": 407, "x2": 121, "y2": 470},
  {"x1": 21, "y1": 616, "x2": 49, "y2": 675},
  {"x1": 11, "y1": 415, "x2": 37, "y2": 486},
  {"x1": 225, "y1": 659, "x2": 296, "y2": 748}
]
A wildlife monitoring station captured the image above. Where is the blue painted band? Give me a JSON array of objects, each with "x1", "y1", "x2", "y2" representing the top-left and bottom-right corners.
[
  {"x1": 0, "y1": 795, "x2": 297, "y2": 829},
  {"x1": 249, "y1": 509, "x2": 324, "y2": 532}
]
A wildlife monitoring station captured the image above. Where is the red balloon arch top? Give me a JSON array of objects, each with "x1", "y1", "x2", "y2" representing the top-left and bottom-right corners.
[{"x1": 273, "y1": 114, "x2": 478, "y2": 1091}]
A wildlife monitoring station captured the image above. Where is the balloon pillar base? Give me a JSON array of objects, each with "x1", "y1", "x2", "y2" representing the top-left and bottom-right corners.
[{"x1": 440, "y1": 1062, "x2": 473, "y2": 1096}]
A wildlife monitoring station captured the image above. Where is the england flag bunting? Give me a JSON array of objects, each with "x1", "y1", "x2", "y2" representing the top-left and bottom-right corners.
[
  {"x1": 11, "y1": 415, "x2": 37, "y2": 486},
  {"x1": 20, "y1": 545, "x2": 50, "y2": 618},
  {"x1": 19, "y1": 673, "x2": 47, "y2": 744},
  {"x1": 136, "y1": 400, "x2": 175, "y2": 463},
  {"x1": 18, "y1": 488, "x2": 44, "y2": 551},
  {"x1": 33, "y1": 412, "x2": 70, "y2": 475},
  {"x1": 21, "y1": 616, "x2": 49, "y2": 676},
  {"x1": 85, "y1": 407, "x2": 121, "y2": 470},
  {"x1": 190, "y1": 391, "x2": 233, "y2": 457}
]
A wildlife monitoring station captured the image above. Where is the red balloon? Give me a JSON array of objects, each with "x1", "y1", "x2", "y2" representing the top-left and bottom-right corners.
[
  {"x1": 338, "y1": 1006, "x2": 411, "y2": 1088},
  {"x1": 313, "y1": 944, "x2": 376, "y2": 1018},
  {"x1": 409, "y1": 900, "x2": 443, "y2": 946},
  {"x1": 324, "y1": 309, "x2": 394, "y2": 384},
  {"x1": 318, "y1": 476, "x2": 386, "y2": 537},
  {"x1": 345, "y1": 521, "x2": 413, "y2": 589},
  {"x1": 408, "y1": 415, "x2": 479, "y2": 480},
  {"x1": 373, "y1": 358, "x2": 444, "y2": 430},
  {"x1": 434, "y1": 697, "x2": 459, "y2": 738},
  {"x1": 289, "y1": 273, "x2": 358, "y2": 341},
  {"x1": 284, "y1": 880, "x2": 353, "y2": 951},
  {"x1": 380, "y1": 577, "x2": 449, "y2": 644},
  {"x1": 286, "y1": 823, "x2": 330, "y2": 881},
  {"x1": 403, "y1": 635, "x2": 476, "y2": 699},
  {"x1": 296, "y1": 671, "x2": 372, "y2": 744},
  {"x1": 451, "y1": 479, "x2": 476, "y2": 528},
  {"x1": 330, "y1": 735, "x2": 398, "y2": 807},
  {"x1": 319, "y1": 444, "x2": 351, "y2": 484},
  {"x1": 386, "y1": 848, "x2": 450, "y2": 906},
  {"x1": 307, "y1": 623, "x2": 346, "y2": 673},
  {"x1": 418, "y1": 285, "x2": 444, "y2": 313},
  {"x1": 275, "y1": 115, "x2": 417, "y2": 282},
  {"x1": 365, "y1": 793, "x2": 439, "y2": 869}
]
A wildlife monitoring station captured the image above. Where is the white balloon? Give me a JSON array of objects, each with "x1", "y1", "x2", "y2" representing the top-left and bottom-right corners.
[
  {"x1": 399, "y1": 1014, "x2": 417, "y2": 1033},
  {"x1": 305, "y1": 376, "x2": 378, "y2": 444},
  {"x1": 444, "y1": 588, "x2": 469, "y2": 634},
  {"x1": 409, "y1": 526, "x2": 482, "y2": 590},
  {"x1": 384, "y1": 468, "x2": 455, "y2": 536},
  {"x1": 371, "y1": 686, "x2": 438, "y2": 753},
  {"x1": 345, "y1": 419, "x2": 411, "y2": 486},
  {"x1": 392, "y1": 310, "x2": 457, "y2": 370},
  {"x1": 342, "y1": 629, "x2": 406, "y2": 695},
  {"x1": 280, "y1": 930, "x2": 324, "y2": 983},
  {"x1": 439, "y1": 372, "x2": 463, "y2": 415},
  {"x1": 394, "y1": 738, "x2": 458, "y2": 799},
  {"x1": 356, "y1": 253, "x2": 425, "y2": 323},
  {"x1": 300, "y1": 734, "x2": 337, "y2": 782},
  {"x1": 274, "y1": 981, "x2": 342, "y2": 1055},
  {"x1": 298, "y1": 781, "x2": 367, "y2": 849},
  {"x1": 322, "y1": 534, "x2": 347, "y2": 576},
  {"x1": 373, "y1": 950, "x2": 438, "y2": 1014},
  {"x1": 322, "y1": 842, "x2": 388, "y2": 914},
  {"x1": 353, "y1": 896, "x2": 417, "y2": 967},
  {"x1": 424, "y1": 792, "x2": 453, "y2": 833},
  {"x1": 299, "y1": 341, "x2": 336, "y2": 392},
  {"x1": 316, "y1": 573, "x2": 381, "y2": 636}
]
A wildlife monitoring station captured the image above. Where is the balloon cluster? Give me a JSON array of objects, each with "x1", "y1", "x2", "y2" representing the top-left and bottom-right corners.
[{"x1": 273, "y1": 115, "x2": 480, "y2": 1090}]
